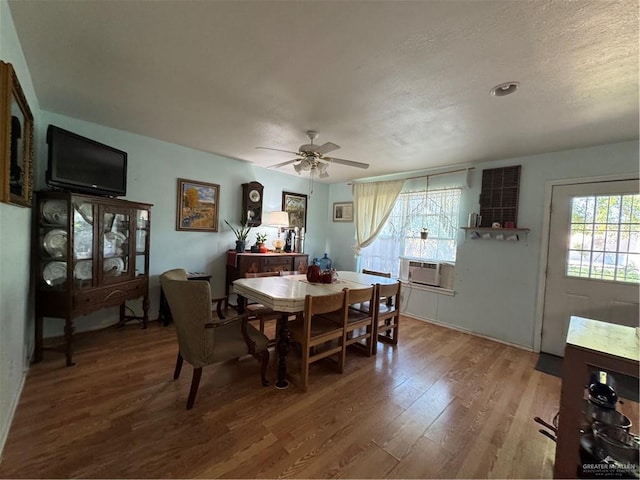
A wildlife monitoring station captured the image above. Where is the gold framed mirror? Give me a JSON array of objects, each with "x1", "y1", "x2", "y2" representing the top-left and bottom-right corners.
[{"x1": 0, "y1": 61, "x2": 34, "y2": 207}]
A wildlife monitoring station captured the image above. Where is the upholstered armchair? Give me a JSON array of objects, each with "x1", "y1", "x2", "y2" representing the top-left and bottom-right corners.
[{"x1": 160, "y1": 269, "x2": 270, "y2": 409}]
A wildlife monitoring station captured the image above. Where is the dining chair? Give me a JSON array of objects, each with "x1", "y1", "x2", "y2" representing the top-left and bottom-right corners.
[
  {"x1": 344, "y1": 285, "x2": 377, "y2": 357},
  {"x1": 244, "y1": 272, "x2": 280, "y2": 342},
  {"x1": 288, "y1": 289, "x2": 348, "y2": 391},
  {"x1": 160, "y1": 268, "x2": 270, "y2": 409},
  {"x1": 349, "y1": 269, "x2": 392, "y2": 317},
  {"x1": 373, "y1": 280, "x2": 401, "y2": 355}
]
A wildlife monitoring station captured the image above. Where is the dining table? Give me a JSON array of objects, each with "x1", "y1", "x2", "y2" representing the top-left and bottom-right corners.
[{"x1": 233, "y1": 270, "x2": 398, "y2": 389}]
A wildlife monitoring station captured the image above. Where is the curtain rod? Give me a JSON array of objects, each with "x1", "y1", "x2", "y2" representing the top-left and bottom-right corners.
[
  {"x1": 348, "y1": 166, "x2": 475, "y2": 185},
  {"x1": 404, "y1": 166, "x2": 474, "y2": 181}
]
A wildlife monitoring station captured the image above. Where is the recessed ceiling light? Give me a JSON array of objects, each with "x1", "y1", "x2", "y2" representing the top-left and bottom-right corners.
[{"x1": 491, "y1": 81, "x2": 519, "y2": 97}]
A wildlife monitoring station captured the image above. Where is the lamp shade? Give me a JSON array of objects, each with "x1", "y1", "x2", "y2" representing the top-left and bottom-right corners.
[{"x1": 264, "y1": 211, "x2": 289, "y2": 228}]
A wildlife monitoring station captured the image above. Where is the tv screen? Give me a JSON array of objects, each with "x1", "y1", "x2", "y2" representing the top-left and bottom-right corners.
[{"x1": 46, "y1": 125, "x2": 127, "y2": 197}]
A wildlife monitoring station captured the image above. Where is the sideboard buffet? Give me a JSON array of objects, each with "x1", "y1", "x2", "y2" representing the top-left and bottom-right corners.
[
  {"x1": 32, "y1": 191, "x2": 152, "y2": 366},
  {"x1": 225, "y1": 251, "x2": 309, "y2": 300}
]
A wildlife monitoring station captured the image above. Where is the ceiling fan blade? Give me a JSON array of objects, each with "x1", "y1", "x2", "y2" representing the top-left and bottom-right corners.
[
  {"x1": 256, "y1": 146, "x2": 301, "y2": 155},
  {"x1": 325, "y1": 157, "x2": 370, "y2": 169},
  {"x1": 315, "y1": 142, "x2": 340, "y2": 155},
  {"x1": 267, "y1": 159, "x2": 299, "y2": 169}
]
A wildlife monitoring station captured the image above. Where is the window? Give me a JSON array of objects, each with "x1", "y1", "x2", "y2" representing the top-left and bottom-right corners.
[
  {"x1": 360, "y1": 187, "x2": 462, "y2": 277},
  {"x1": 567, "y1": 194, "x2": 640, "y2": 283}
]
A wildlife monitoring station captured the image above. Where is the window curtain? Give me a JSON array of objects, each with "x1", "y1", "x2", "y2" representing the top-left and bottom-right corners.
[{"x1": 352, "y1": 179, "x2": 405, "y2": 256}]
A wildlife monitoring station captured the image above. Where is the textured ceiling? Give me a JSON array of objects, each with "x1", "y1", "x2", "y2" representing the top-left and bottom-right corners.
[{"x1": 8, "y1": 0, "x2": 639, "y2": 183}]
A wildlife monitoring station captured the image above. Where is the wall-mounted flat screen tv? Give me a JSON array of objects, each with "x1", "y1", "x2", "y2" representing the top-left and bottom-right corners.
[{"x1": 46, "y1": 125, "x2": 127, "y2": 197}]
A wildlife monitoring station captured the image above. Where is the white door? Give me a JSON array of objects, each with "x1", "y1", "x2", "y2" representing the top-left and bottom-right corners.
[{"x1": 541, "y1": 179, "x2": 640, "y2": 356}]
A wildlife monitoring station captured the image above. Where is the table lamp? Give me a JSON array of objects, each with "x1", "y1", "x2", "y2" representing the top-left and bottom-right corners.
[{"x1": 265, "y1": 211, "x2": 289, "y2": 252}]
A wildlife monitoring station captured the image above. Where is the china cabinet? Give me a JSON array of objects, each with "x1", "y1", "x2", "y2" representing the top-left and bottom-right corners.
[{"x1": 32, "y1": 191, "x2": 152, "y2": 366}]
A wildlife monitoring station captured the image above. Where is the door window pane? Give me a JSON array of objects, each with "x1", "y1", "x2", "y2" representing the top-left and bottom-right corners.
[{"x1": 567, "y1": 194, "x2": 640, "y2": 283}]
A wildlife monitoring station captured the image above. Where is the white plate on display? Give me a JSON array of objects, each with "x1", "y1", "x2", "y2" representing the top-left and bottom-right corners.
[
  {"x1": 43, "y1": 229, "x2": 68, "y2": 257},
  {"x1": 43, "y1": 261, "x2": 67, "y2": 286},
  {"x1": 42, "y1": 200, "x2": 68, "y2": 225},
  {"x1": 75, "y1": 202, "x2": 93, "y2": 225},
  {"x1": 104, "y1": 231, "x2": 127, "y2": 256},
  {"x1": 103, "y1": 257, "x2": 125, "y2": 276},
  {"x1": 74, "y1": 260, "x2": 93, "y2": 280}
]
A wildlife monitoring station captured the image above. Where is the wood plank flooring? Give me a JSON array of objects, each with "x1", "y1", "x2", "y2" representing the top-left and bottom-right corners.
[{"x1": 0, "y1": 316, "x2": 634, "y2": 478}]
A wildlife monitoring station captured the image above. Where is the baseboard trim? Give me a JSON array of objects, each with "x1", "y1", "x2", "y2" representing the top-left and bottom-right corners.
[{"x1": 401, "y1": 312, "x2": 534, "y2": 352}]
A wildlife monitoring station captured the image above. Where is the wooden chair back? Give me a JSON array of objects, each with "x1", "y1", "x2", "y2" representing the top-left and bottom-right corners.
[
  {"x1": 289, "y1": 289, "x2": 348, "y2": 391},
  {"x1": 373, "y1": 280, "x2": 401, "y2": 354},
  {"x1": 362, "y1": 269, "x2": 391, "y2": 278},
  {"x1": 344, "y1": 285, "x2": 376, "y2": 356}
]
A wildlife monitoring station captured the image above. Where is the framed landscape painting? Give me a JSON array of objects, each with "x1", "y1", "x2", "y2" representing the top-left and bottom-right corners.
[
  {"x1": 176, "y1": 178, "x2": 219, "y2": 231},
  {"x1": 282, "y1": 191, "x2": 307, "y2": 231}
]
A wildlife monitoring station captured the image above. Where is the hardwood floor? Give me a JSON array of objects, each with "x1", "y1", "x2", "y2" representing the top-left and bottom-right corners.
[{"x1": 0, "y1": 316, "x2": 633, "y2": 478}]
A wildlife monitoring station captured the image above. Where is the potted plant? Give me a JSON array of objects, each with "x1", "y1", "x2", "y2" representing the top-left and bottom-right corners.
[
  {"x1": 255, "y1": 232, "x2": 268, "y2": 253},
  {"x1": 420, "y1": 227, "x2": 429, "y2": 240},
  {"x1": 224, "y1": 219, "x2": 252, "y2": 252}
]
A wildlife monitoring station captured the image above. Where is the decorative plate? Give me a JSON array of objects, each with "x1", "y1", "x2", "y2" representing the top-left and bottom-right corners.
[
  {"x1": 75, "y1": 202, "x2": 93, "y2": 225},
  {"x1": 104, "y1": 231, "x2": 127, "y2": 257},
  {"x1": 103, "y1": 257, "x2": 125, "y2": 276},
  {"x1": 43, "y1": 229, "x2": 68, "y2": 257},
  {"x1": 42, "y1": 200, "x2": 68, "y2": 225},
  {"x1": 74, "y1": 260, "x2": 93, "y2": 280},
  {"x1": 43, "y1": 261, "x2": 67, "y2": 286}
]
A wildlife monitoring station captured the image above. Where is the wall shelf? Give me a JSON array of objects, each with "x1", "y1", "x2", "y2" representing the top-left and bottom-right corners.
[{"x1": 461, "y1": 227, "x2": 530, "y2": 243}]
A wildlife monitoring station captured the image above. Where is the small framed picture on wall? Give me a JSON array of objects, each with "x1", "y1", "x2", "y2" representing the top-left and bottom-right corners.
[
  {"x1": 333, "y1": 202, "x2": 353, "y2": 222},
  {"x1": 282, "y1": 191, "x2": 308, "y2": 230}
]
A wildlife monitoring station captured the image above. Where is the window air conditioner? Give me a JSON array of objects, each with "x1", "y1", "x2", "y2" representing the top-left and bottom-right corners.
[{"x1": 399, "y1": 257, "x2": 441, "y2": 286}]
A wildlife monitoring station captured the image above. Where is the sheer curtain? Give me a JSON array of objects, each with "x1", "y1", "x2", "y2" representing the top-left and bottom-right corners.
[{"x1": 352, "y1": 179, "x2": 405, "y2": 256}]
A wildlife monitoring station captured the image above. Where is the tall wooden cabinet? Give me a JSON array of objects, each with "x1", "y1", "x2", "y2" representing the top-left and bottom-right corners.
[{"x1": 33, "y1": 191, "x2": 152, "y2": 366}]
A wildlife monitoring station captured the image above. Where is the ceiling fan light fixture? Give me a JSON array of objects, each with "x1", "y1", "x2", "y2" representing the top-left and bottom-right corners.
[
  {"x1": 294, "y1": 163, "x2": 303, "y2": 174},
  {"x1": 490, "y1": 81, "x2": 519, "y2": 97}
]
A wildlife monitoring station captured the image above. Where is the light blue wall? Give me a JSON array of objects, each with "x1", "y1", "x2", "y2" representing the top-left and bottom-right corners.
[
  {"x1": 325, "y1": 183, "x2": 356, "y2": 270},
  {"x1": 39, "y1": 111, "x2": 330, "y2": 336},
  {"x1": 329, "y1": 140, "x2": 639, "y2": 349},
  {"x1": 0, "y1": 0, "x2": 42, "y2": 457}
]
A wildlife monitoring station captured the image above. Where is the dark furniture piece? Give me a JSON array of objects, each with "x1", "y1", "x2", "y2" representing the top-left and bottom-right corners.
[
  {"x1": 479, "y1": 165, "x2": 521, "y2": 227},
  {"x1": 158, "y1": 273, "x2": 211, "y2": 326},
  {"x1": 553, "y1": 316, "x2": 639, "y2": 478},
  {"x1": 33, "y1": 191, "x2": 152, "y2": 366},
  {"x1": 225, "y1": 251, "x2": 308, "y2": 301}
]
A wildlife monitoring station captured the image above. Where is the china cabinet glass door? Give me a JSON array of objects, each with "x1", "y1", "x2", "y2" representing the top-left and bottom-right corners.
[
  {"x1": 72, "y1": 199, "x2": 94, "y2": 289},
  {"x1": 100, "y1": 207, "x2": 131, "y2": 284},
  {"x1": 134, "y1": 209, "x2": 149, "y2": 277},
  {"x1": 39, "y1": 197, "x2": 70, "y2": 290}
]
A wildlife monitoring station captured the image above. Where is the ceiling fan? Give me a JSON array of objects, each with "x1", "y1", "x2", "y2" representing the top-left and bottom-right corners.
[{"x1": 257, "y1": 130, "x2": 369, "y2": 179}]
